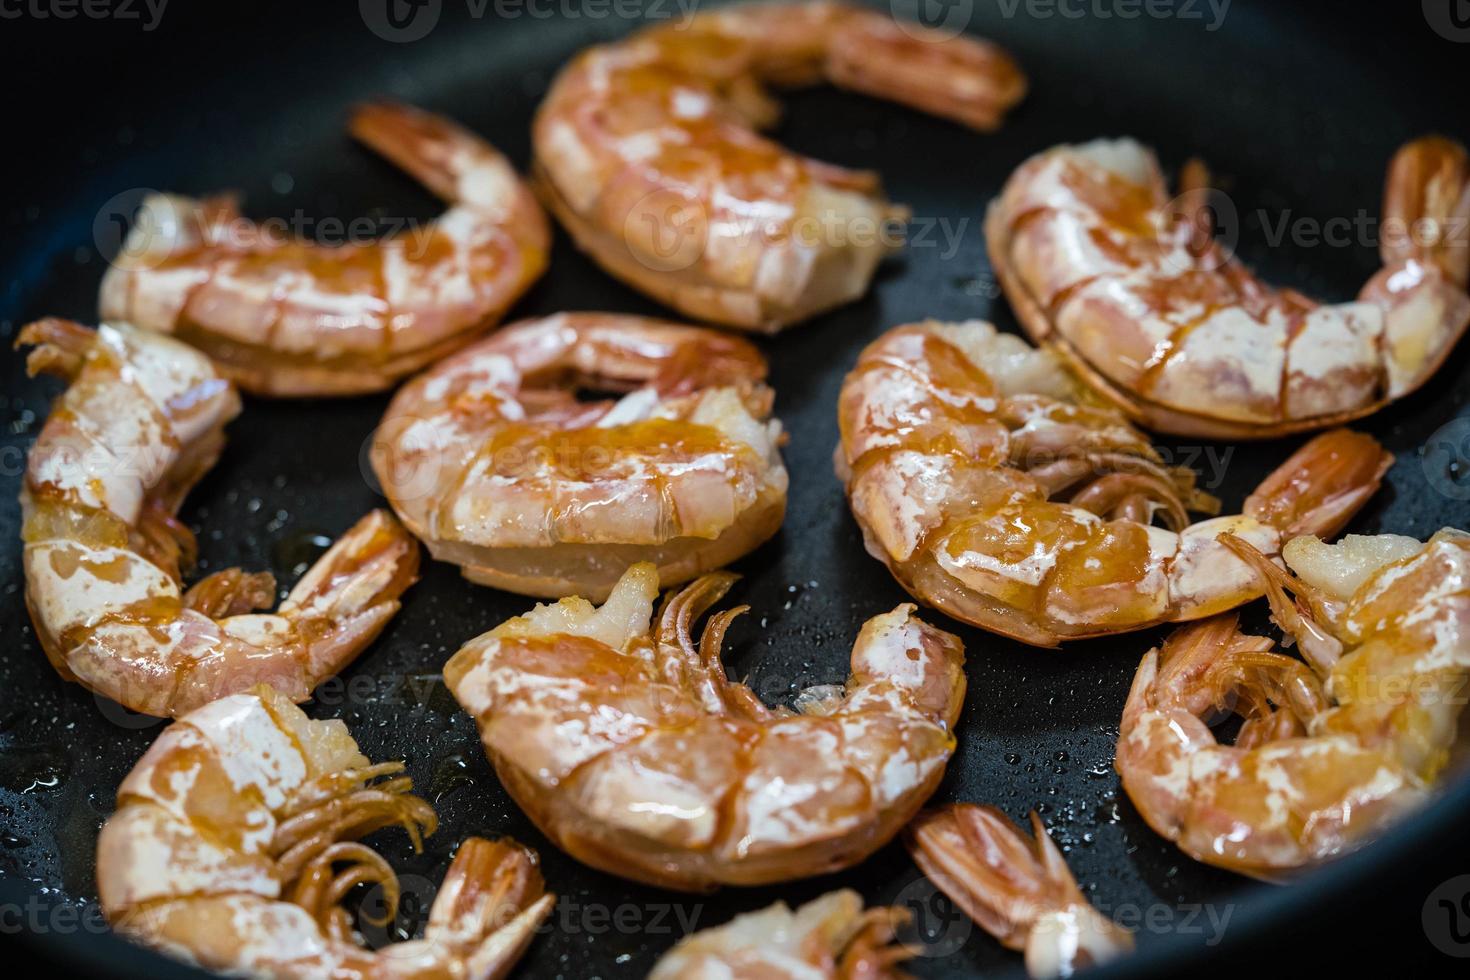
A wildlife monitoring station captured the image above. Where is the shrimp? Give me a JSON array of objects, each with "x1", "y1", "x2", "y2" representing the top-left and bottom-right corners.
[
  {"x1": 906, "y1": 805, "x2": 1132, "y2": 979},
  {"x1": 986, "y1": 136, "x2": 1470, "y2": 438},
  {"x1": 99, "y1": 101, "x2": 549, "y2": 397},
  {"x1": 97, "y1": 685, "x2": 554, "y2": 978},
  {"x1": 532, "y1": 0, "x2": 1026, "y2": 332},
  {"x1": 649, "y1": 890, "x2": 910, "y2": 979},
  {"x1": 18, "y1": 318, "x2": 419, "y2": 717},
  {"x1": 370, "y1": 313, "x2": 788, "y2": 600},
  {"x1": 835, "y1": 319, "x2": 1392, "y2": 647},
  {"x1": 1116, "y1": 528, "x2": 1470, "y2": 877},
  {"x1": 444, "y1": 562, "x2": 966, "y2": 890}
]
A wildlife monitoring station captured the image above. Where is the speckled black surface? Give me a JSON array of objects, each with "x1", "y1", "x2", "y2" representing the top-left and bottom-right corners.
[{"x1": 1, "y1": 2, "x2": 1469, "y2": 978}]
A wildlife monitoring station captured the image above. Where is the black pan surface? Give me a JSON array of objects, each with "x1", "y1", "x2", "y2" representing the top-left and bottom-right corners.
[{"x1": 2, "y1": 1, "x2": 1469, "y2": 976}]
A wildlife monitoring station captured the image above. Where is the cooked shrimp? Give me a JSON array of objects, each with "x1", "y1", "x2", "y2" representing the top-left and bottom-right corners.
[
  {"x1": 1117, "y1": 528, "x2": 1470, "y2": 876},
  {"x1": 532, "y1": 0, "x2": 1026, "y2": 332},
  {"x1": 99, "y1": 101, "x2": 549, "y2": 397},
  {"x1": 649, "y1": 890, "x2": 910, "y2": 979},
  {"x1": 445, "y1": 562, "x2": 966, "y2": 890},
  {"x1": 97, "y1": 685, "x2": 554, "y2": 978},
  {"x1": 987, "y1": 136, "x2": 1470, "y2": 438},
  {"x1": 907, "y1": 805, "x2": 1132, "y2": 979},
  {"x1": 835, "y1": 319, "x2": 1392, "y2": 647},
  {"x1": 370, "y1": 313, "x2": 787, "y2": 600},
  {"x1": 19, "y1": 318, "x2": 419, "y2": 717}
]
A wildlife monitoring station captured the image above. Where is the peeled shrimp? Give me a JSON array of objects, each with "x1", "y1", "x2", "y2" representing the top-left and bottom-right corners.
[
  {"x1": 649, "y1": 890, "x2": 910, "y2": 979},
  {"x1": 986, "y1": 136, "x2": 1470, "y2": 438},
  {"x1": 97, "y1": 685, "x2": 554, "y2": 978},
  {"x1": 835, "y1": 319, "x2": 1392, "y2": 647},
  {"x1": 19, "y1": 319, "x2": 419, "y2": 717},
  {"x1": 99, "y1": 102, "x2": 549, "y2": 397},
  {"x1": 370, "y1": 313, "x2": 787, "y2": 600},
  {"x1": 444, "y1": 562, "x2": 966, "y2": 890},
  {"x1": 1117, "y1": 528, "x2": 1470, "y2": 876},
  {"x1": 906, "y1": 805, "x2": 1132, "y2": 979},
  {"x1": 532, "y1": 0, "x2": 1025, "y2": 332}
]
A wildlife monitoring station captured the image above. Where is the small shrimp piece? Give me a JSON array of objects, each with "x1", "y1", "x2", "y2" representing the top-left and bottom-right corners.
[
  {"x1": 1116, "y1": 528, "x2": 1470, "y2": 876},
  {"x1": 649, "y1": 890, "x2": 911, "y2": 979},
  {"x1": 99, "y1": 102, "x2": 549, "y2": 396},
  {"x1": 987, "y1": 136, "x2": 1470, "y2": 437},
  {"x1": 445, "y1": 562, "x2": 966, "y2": 890},
  {"x1": 371, "y1": 313, "x2": 788, "y2": 600},
  {"x1": 533, "y1": 1, "x2": 1025, "y2": 332},
  {"x1": 906, "y1": 805, "x2": 1133, "y2": 979},
  {"x1": 98, "y1": 685, "x2": 554, "y2": 978},
  {"x1": 19, "y1": 319, "x2": 419, "y2": 717},
  {"x1": 835, "y1": 319, "x2": 1392, "y2": 646}
]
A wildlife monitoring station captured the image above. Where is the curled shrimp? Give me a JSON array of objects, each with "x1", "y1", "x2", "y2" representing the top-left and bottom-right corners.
[
  {"x1": 986, "y1": 136, "x2": 1470, "y2": 438},
  {"x1": 99, "y1": 102, "x2": 549, "y2": 397},
  {"x1": 370, "y1": 313, "x2": 788, "y2": 600},
  {"x1": 19, "y1": 318, "x2": 419, "y2": 717},
  {"x1": 650, "y1": 890, "x2": 911, "y2": 979},
  {"x1": 97, "y1": 685, "x2": 554, "y2": 978},
  {"x1": 906, "y1": 805, "x2": 1133, "y2": 978},
  {"x1": 444, "y1": 562, "x2": 966, "y2": 890},
  {"x1": 1116, "y1": 528, "x2": 1470, "y2": 876},
  {"x1": 532, "y1": 0, "x2": 1025, "y2": 332},
  {"x1": 835, "y1": 319, "x2": 1392, "y2": 647}
]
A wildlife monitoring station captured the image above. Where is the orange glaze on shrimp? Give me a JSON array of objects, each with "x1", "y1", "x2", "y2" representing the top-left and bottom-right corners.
[{"x1": 100, "y1": 102, "x2": 548, "y2": 396}]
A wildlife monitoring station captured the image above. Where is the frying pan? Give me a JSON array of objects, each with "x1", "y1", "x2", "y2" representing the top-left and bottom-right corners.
[{"x1": 2, "y1": 0, "x2": 1469, "y2": 976}]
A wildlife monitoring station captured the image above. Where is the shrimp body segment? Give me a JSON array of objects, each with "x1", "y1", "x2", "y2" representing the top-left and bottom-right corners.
[
  {"x1": 100, "y1": 102, "x2": 549, "y2": 396},
  {"x1": 835, "y1": 320, "x2": 1392, "y2": 646},
  {"x1": 445, "y1": 563, "x2": 967, "y2": 890},
  {"x1": 532, "y1": 1, "x2": 1025, "y2": 332},
  {"x1": 987, "y1": 136, "x2": 1470, "y2": 437},
  {"x1": 1117, "y1": 529, "x2": 1470, "y2": 876},
  {"x1": 649, "y1": 890, "x2": 911, "y2": 979},
  {"x1": 371, "y1": 313, "x2": 788, "y2": 600},
  {"x1": 98, "y1": 686, "x2": 554, "y2": 978},
  {"x1": 19, "y1": 319, "x2": 419, "y2": 717},
  {"x1": 906, "y1": 805, "x2": 1133, "y2": 978}
]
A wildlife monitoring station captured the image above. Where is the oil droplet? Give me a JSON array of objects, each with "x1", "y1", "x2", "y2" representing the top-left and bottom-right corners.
[
  {"x1": 272, "y1": 530, "x2": 333, "y2": 578},
  {"x1": 429, "y1": 753, "x2": 474, "y2": 803},
  {"x1": 0, "y1": 746, "x2": 70, "y2": 793}
]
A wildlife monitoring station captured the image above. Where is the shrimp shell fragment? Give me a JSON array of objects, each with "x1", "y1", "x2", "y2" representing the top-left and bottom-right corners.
[
  {"x1": 99, "y1": 102, "x2": 549, "y2": 396},
  {"x1": 987, "y1": 136, "x2": 1470, "y2": 437},
  {"x1": 649, "y1": 889, "x2": 911, "y2": 979},
  {"x1": 371, "y1": 313, "x2": 788, "y2": 600},
  {"x1": 97, "y1": 685, "x2": 554, "y2": 978},
  {"x1": 906, "y1": 805, "x2": 1133, "y2": 978},
  {"x1": 1117, "y1": 529, "x2": 1470, "y2": 876},
  {"x1": 835, "y1": 319, "x2": 1392, "y2": 646},
  {"x1": 532, "y1": 0, "x2": 1025, "y2": 332},
  {"x1": 445, "y1": 562, "x2": 966, "y2": 891},
  {"x1": 19, "y1": 318, "x2": 419, "y2": 717}
]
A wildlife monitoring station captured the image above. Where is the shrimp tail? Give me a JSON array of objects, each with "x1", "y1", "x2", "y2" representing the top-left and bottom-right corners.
[
  {"x1": 1242, "y1": 428, "x2": 1392, "y2": 539},
  {"x1": 905, "y1": 805, "x2": 1132, "y2": 979},
  {"x1": 1381, "y1": 136, "x2": 1470, "y2": 286},
  {"x1": 278, "y1": 509, "x2": 421, "y2": 679},
  {"x1": 424, "y1": 837, "x2": 556, "y2": 979},
  {"x1": 17, "y1": 317, "x2": 97, "y2": 379},
  {"x1": 349, "y1": 100, "x2": 504, "y2": 207}
]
